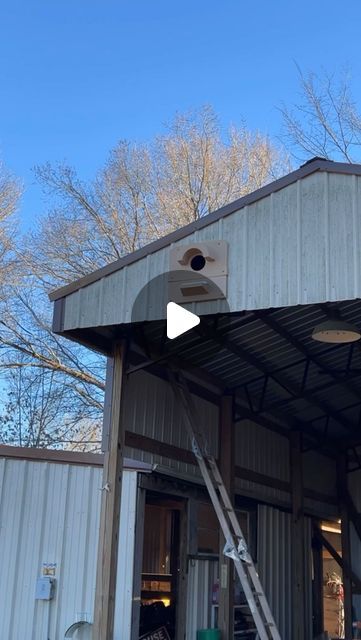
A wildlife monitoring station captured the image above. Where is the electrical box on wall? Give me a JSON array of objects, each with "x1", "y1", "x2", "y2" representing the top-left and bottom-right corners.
[
  {"x1": 169, "y1": 240, "x2": 228, "y2": 303},
  {"x1": 35, "y1": 576, "x2": 55, "y2": 600}
]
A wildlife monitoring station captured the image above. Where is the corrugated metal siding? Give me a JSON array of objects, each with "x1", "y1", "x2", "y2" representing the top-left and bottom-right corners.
[
  {"x1": 234, "y1": 420, "x2": 337, "y2": 517},
  {"x1": 303, "y1": 452, "x2": 338, "y2": 518},
  {"x1": 0, "y1": 458, "x2": 138, "y2": 640},
  {"x1": 63, "y1": 172, "x2": 361, "y2": 329},
  {"x1": 235, "y1": 420, "x2": 290, "y2": 504},
  {"x1": 186, "y1": 559, "x2": 218, "y2": 640},
  {"x1": 303, "y1": 451, "x2": 337, "y2": 497},
  {"x1": 122, "y1": 374, "x2": 338, "y2": 516},
  {"x1": 349, "y1": 469, "x2": 361, "y2": 511},
  {"x1": 114, "y1": 471, "x2": 138, "y2": 640},
  {"x1": 257, "y1": 505, "x2": 313, "y2": 640},
  {"x1": 123, "y1": 370, "x2": 219, "y2": 478}
]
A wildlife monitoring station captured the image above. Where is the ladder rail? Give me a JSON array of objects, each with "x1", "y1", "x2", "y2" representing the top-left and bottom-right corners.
[
  {"x1": 209, "y1": 454, "x2": 281, "y2": 636},
  {"x1": 168, "y1": 369, "x2": 282, "y2": 640},
  {"x1": 195, "y1": 458, "x2": 270, "y2": 640}
]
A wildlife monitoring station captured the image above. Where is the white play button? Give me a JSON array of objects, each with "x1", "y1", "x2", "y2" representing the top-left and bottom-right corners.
[{"x1": 167, "y1": 302, "x2": 200, "y2": 339}]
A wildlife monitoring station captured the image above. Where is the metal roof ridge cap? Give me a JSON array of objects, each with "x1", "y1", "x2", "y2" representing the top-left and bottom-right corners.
[{"x1": 48, "y1": 159, "x2": 360, "y2": 302}]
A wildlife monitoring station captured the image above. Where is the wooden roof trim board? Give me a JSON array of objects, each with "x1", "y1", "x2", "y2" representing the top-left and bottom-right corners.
[{"x1": 49, "y1": 159, "x2": 361, "y2": 302}]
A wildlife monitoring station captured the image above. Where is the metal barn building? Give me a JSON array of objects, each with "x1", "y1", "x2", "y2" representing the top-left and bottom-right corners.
[{"x1": 43, "y1": 158, "x2": 361, "y2": 639}]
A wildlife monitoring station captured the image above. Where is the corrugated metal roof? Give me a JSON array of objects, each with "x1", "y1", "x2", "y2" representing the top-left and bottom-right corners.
[{"x1": 132, "y1": 298, "x2": 361, "y2": 442}]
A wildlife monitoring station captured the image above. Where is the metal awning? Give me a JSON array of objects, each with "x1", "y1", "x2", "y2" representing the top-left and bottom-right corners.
[{"x1": 120, "y1": 298, "x2": 361, "y2": 458}]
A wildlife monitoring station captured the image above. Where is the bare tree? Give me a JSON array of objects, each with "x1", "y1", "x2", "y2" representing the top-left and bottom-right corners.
[
  {"x1": 281, "y1": 67, "x2": 361, "y2": 162},
  {"x1": 0, "y1": 362, "x2": 102, "y2": 451},
  {"x1": 1, "y1": 107, "x2": 290, "y2": 449},
  {"x1": 27, "y1": 106, "x2": 290, "y2": 290},
  {"x1": 154, "y1": 108, "x2": 289, "y2": 228},
  {"x1": 0, "y1": 288, "x2": 105, "y2": 449},
  {"x1": 0, "y1": 161, "x2": 21, "y2": 296}
]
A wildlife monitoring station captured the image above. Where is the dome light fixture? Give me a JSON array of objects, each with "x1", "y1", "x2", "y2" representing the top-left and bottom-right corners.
[{"x1": 312, "y1": 319, "x2": 361, "y2": 344}]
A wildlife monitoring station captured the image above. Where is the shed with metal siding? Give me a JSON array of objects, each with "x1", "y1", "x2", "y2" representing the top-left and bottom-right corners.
[{"x1": 0, "y1": 448, "x2": 148, "y2": 640}]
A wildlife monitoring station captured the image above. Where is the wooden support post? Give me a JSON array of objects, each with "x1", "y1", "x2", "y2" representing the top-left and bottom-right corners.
[
  {"x1": 218, "y1": 394, "x2": 234, "y2": 640},
  {"x1": 93, "y1": 342, "x2": 127, "y2": 640},
  {"x1": 290, "y1": 431, "x2": 306, "y2": 640},
  {"x1": 176, "y1": 504, "x2": 188, "y2": 640},
  {"x1": 312, "y1": 522, "x2": 324, "y2": 638},
  {"x1": 338, "y1": 455, "x2": 353, "y2": 639}
]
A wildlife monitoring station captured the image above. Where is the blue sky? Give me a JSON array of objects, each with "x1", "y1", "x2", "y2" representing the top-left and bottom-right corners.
[{"x1": 1, "y1": 0, "x2": 361, "y2": 226}]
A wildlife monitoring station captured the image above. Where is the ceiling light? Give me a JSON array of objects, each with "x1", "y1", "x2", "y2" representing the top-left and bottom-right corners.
[{"x1": 312, "y1": 319, "x2": 361, "y2": 344}]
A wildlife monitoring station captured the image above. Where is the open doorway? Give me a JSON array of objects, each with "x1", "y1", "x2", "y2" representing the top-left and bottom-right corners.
[
  {"x1": 313, "y1": 520, "x2": 345, "y2": 640},
  {"x1": 138, "y1": 493, "x2": 186, "y2": 640},
  {"x1": 321, "y1": 520, "x2": 345, "y2": 640}
]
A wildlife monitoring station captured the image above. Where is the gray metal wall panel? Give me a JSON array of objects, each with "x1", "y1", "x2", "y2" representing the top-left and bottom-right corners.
[
  {"x1": 123, "y1": 370, "x2": 219, "y2": 478},
  {"x1": 123, "y1": 381, "x2": 338, "y2": 517},
  {"x1": 234, "y1": 420, "x2": 290, "y2": 504},
  {"x1": 62, "y1": 172, "x2": 361, "y2": 330},
  {"x1": 257, "y1": 505, "x2": 313, "y2": 640},
  {"x1": 234, "y1": 420, "x2": 337, "y2": 516},
  {"x1": 186, "y1": 558, "x2": 218, "y2": 640},
  {"x1": 303, "y1": 451, "x2": 337, "y2": 497},
  {"x1": 257, "y1": 505, "x2": 292, "y2": 638},
  {"x1": 0, "y1": 458, "x2": 137, "y2": 640},
  {"x1": 349, "y1": 469, "x2": 361, "y2": 511},
  {"x1": 114, "y1": 471, "x2": 138, "y2": 640}
]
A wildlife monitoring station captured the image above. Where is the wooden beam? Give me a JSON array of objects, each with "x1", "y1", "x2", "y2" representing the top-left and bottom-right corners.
[
  {"x1": 176, "y1": 504, "x2": 188, "y2": 640},
  {"x1": 338, "y1": 455, "x2": 353, "y2": 638},
  {"x1": 125, "y1": 431, "x2": 338, "y2": 508},
  {"x1": 311, "y1": 522, "x2": 324, "y2": 638},
  {"x1": 290, "y1": 431, "x2": 306, "y2": 640},
  {"x1": 93, "y1": 342, "x2": 127, "y2": 640},
  {"x1": 218, "y1": 395, "x2": 234, "y2": 640}
]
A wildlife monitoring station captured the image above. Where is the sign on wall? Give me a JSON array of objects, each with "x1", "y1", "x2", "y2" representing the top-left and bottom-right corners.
[{"x1": 139, "y1": 627, "x2": 170, "y2": 640}]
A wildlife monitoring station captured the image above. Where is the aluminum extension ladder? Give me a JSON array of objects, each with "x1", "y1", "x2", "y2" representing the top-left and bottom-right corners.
[{"x1": 168, "y1": 369, "x2": 282, "y2": 640}]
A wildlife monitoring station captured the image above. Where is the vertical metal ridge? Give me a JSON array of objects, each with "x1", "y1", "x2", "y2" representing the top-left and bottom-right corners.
[
  {"x1": 352, "y1": 174, "x2": 359, "y2": 297},
  {"x1": 324, "y1": 171, "x2": 330, "y2": 300},
  {"x1": 296, "y1": 179, "x2": 302, "y2": 304},
  {"x1": 269, "y1": 192, "x2": 275, "y2": 306},
  {"x1": 9, "y1": 461, "x2": 28, "y2": 639}
]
